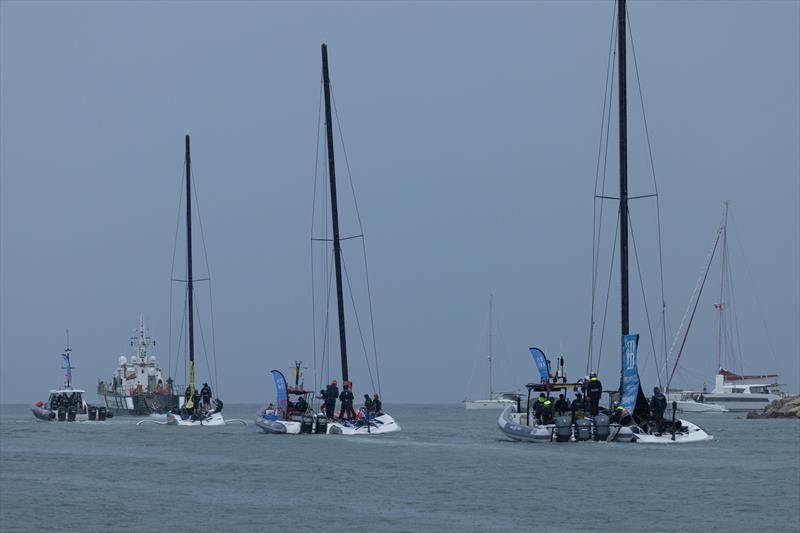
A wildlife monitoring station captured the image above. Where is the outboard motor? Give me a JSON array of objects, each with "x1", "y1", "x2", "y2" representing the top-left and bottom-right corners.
[
  {"x1": 574, "y1": 419, "x2": 592, "y2": 441},
  {"x1": 554, "y1": 416, "x2": 573, "y2": 442},
  {"x1": 57, "y1": 407, "x2": 67, "y2": 422},
  {"x1": 67, "y1": 407, "x2": 77, "y2": 422},
  {"x1": 300, "y1": 414, "x2": 314, "y2": 434},
  {"x1": 88, "y1": 406, "x2": 97, "y2": 421},
  {"x1": 97, "y1": 407, "x2": 107, "y2": 421},
  {"x1": 315, "y1": 415, "x2": 328, "y2": 434},
  {"x1": 594, "y1": 414, "x2": 610, "y2": 441}
]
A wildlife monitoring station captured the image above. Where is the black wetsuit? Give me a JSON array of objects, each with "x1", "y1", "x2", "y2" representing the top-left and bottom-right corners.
[
  {"x1": 339, "y1": 389, "x2": 356, "y2": 420},
  {"x1": 200, "y1": 385, "x2": 212, "y2": 406},
  {"x1": 586, "y1": 379, "x2": 603, "y2": 416},
  {"x1": 651, "y1": 391, "x2": 667, "y2": 433},
  {"x1": 325, "y1": 384, "x2": 339, "y2": 418},
  {"x1": 373, "y1": 398, "x2": 382, "y2": 414},
  {"x1": 554, "y1": 397, "x2": 570, "y2": 416}
]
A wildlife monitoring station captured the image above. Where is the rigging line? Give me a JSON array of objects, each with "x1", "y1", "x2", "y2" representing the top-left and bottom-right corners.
[
  {"x1": 588, "y1": 6, "x2": 618, "y2": 374},
  {"x1": 173, "y1": 283, "x2": 188, "y2": 381},
  {"x1": 726, "y1": 256, "x2": 747, "y2": 375},
  {"x1": 330, "y1": 88, "x2": 366, "y2": 235},
  {"x1": 311, "y1": 76, "x2": 324, "y2": 396},
  {"x1": 168, "y1": 160, "x2": 186, "y2": 380},
  {"x1": 627, "y1": 7, "x2": 670, "y2": 378},
  {"x1": 732, "y1": 229, "x2": 782, "y2": 374},
  {"x1": 193, "y1": 293, "x2": 215, "y2": 393},
  {"x1": 340, "y1": 248, "x2": 377, "y2": 393},
  {"x1": 667, "y1": 229, "x2": 723, "y2": 388},
  {"x1": 189, "y1": 165, "x2": 219, "y2": 389},
  {"x1": 360, "y1": 237, "x2": 382, "y2": 396},
  {"x1": 627, "y1": 211, "x2": 662, "y2": 388},
  {"x1": 312, "y1": 235, "x2": 364, "y2": 242},
  {"x1": 596, "y1": 208, "x2": 621, "y2": 373}
]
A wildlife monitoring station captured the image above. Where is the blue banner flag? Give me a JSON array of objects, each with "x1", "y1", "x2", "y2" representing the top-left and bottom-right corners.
[
  {"x1": 621, "y1": 334, "x2": 640, "y2": 413},
  {"x1": 61, "y1": 352, "x2": 72, "y2": 388},
  {"x1": 529, "y1": 347, "x2": 550, "y2": 383},
  {"x1": 270, "y1": 370, "x2": 288, "y2": 416}
]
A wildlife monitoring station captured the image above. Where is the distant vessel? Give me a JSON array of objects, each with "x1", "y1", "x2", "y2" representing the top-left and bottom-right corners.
[
  {"x1": 33, "y1": 340, "x2": 112, "y2": 422},
  {"x1": 465, "y1": 295, "x2": 519, "y2": 410},
  {"x1": 667, "y1": 204, "x2": 785, "y2": 413},
  {"x1": 96, "y1": 316, "x2": 182, "y2": 415}
]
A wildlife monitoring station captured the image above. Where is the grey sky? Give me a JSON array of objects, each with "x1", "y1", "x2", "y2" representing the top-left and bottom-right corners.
[{"x1": 1, "y1": 1, "x2": 798, "y2": 403}]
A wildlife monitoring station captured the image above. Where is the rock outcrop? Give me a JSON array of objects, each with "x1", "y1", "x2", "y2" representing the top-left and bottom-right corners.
[{"x1": 746, "y1": 395, "x2": 800, "y2": 419}]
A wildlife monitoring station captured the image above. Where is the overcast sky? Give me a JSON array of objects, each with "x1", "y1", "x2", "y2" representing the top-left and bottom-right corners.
[{"x1": 1, "y1": 1, "x2": 798, "y2": 404}]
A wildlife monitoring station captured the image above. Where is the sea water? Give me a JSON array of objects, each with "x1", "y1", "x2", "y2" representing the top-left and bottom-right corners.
[{"x1": 1, "y1": 404, "x2": 798, "y2": 532}]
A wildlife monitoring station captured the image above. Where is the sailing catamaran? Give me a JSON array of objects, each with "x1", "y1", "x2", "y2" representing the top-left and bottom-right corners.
[
  {"x1": 498, "y1": 0, "x2": 711, "y2": 443},
  {"x1": 139, "y1": 135, "x2": 242, "y2": 428},
  {"x1": 257, "y1": 44, "x2": 399, "y2": 436}
]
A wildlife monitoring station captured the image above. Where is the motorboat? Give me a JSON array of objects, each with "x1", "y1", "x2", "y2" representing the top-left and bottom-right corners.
[{"x1": 96, "y1": 316, "x2": 183, "y2": 415}]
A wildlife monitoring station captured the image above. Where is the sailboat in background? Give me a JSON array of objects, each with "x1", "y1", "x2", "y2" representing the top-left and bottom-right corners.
[
  {"x1": 498, "y1": 0, "x2": 711, "y2": 443},
  {"x1": 465, "y1": 295, "x2": 520, "y2": 410},
  {"x1": 667, "y1": 203, "x2": 785, "y2": 412}
]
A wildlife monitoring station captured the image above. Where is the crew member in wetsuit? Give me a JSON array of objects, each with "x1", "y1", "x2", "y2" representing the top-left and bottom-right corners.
[
  {"x1": 610, "y1": 403, "x2": 632, "y2": 426},
  {"x1": 325, "y1": 380, "x2": 339, "y2": 419},
  {"x1": 554, "y1": 394, "x2": 569, "y2": 416},
  {"x1": 540, "y1": 397, "x2": 554, "y2": 424},
  {"x1": 571, "y1": 393, "x2": 585, "y2": 423},
  {"x1": 372, "y1": 394, "x2": 382, "y2": 415},
  {"x1": 650, "y1": 386, "x2": 668, "y2": 435},
  {"x1": 339, "y1": 383, "x2": 356, "y2": 420},
  {"x1": 363, "y1": 394, "x2": 373, "y2": 414},
  {"x1": 586, "y1": 373, "x2": 603, "y2": 416},
  {"x1": 533, "y1": 393, "x2": 547, "y2": 423},
  {"x1": 296, "y1": 395, "x2": 308, "y2": 413},
  {"x1": 200, "y1": 383, "x2": 212, "y2": 407}
]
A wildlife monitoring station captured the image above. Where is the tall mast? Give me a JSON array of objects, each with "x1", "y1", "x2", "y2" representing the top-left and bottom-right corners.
[
  {"x1": 617, "y1": 0, "x2": 630, "y2": 394},
  {"x1": 488, "y1": 294, "x2": 493, "y2": 398},
  {"x1": 321, "y1": 43, "x2": 350, "y2": 384},
  {"x1": 715, "y1": 202, "x2": 729, "y2": 371},
  {"x1": 185, "y1": 134, "x2": 196, "y2": 397}
]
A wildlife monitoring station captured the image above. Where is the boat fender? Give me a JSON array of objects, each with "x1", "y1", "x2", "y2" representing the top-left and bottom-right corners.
[
  {"x1": 554, "y1": 416, "x2": 572, "y2": 442},
  {"x1": 593, "y1": 414, "x2": 610, "y2": 441}
]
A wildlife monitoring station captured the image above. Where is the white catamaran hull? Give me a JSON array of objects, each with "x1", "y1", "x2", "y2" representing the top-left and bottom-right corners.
[
  {"x1": 674, "y1": 400, "x2": 728, "y2": 413},
  {"x1": 166, "y1": 412, "x2": 226, "y2": 426},
  {"x1": 256, "y1": 412, "x2": 400, "y2": 435}
]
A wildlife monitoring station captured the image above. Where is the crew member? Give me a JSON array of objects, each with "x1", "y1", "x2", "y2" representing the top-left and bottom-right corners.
[
  {"x1": 650, "y1": 386, "x2": 667, "y2": 435},
  {"x1": 372, "y1": 394, "x2": 382, "y2": 415},
  {"x1": 533, "y1": 393, "x2": 547, "y2": 423},
  {"x1": 325, "y1": 380, "x2": 339, "y2": 419},
  {"x1": 339, "y1": 383, "x2": 356, "y2": 420},
  {"x1": 363, "y1": 394, "x2": 373, "y2": 414},
  {"x1": 571, "y1": 393, "x2": 585, "y2": 423},
  {"x1": 200, "y1": 383, "x2": 212, "y2": 406},
  {"x1": 554, "y1": 394, "x2": 569, "y2": 416},
  {"x1": 586, "y1": 373, "x2": 603, "y2": 416},
  {"x1": 610, "y1": 403, "x2": 632, "y2": 426},
  {"x1": 540, "y1": 397, "x2": 554, "y2": 424},
  {"x1": 296, "y1": 395, "x2": 309, "y2": 413}
]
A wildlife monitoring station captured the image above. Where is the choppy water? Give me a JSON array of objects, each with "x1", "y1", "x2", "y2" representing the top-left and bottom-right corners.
[{"x1": 1, "y1": 404, "x2": 798, "y2": 532}]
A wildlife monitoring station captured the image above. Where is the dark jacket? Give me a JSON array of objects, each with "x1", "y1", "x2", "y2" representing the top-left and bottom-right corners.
[
  {"x1": 339, "y1": 389, "x2": 354, "y2": 404},
  {"x1": 651, "y1": 392, "x2": 667, "y2": 415},
  {"x1": 326, "y1": 384, "x2": 339, "y2": 404},
  {"x1": 586, "y1": 379, "x2": 603, "y2": 398}
]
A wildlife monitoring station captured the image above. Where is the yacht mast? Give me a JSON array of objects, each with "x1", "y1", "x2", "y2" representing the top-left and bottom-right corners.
[
  {"x1": 321, "y1": 43, "x2": 350, "y2": 384},
  {"x1": 617, "y1": 0, "x2": 630, "y2": 395},
  {"x1": 185, "y1": 134, "x2": 196, "y2": 400},
  {"x1": 715, "y1": 202, "x2": 729, "y2": 371},
  {"x1": 488, "y1": 294, "x2": 494, "y2": 398}
]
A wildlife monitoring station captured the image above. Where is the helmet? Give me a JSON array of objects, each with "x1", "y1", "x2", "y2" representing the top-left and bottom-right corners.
[
  {"x1": 616, "y1": 404, "x2": 624, "y2": 411},
  {"x1": 332, "y1": 380, "x2": 337, "y2": 385}
]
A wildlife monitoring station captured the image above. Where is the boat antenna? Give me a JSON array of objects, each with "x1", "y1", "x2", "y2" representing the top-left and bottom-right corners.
[
  {"x1": 488, "y1": 294, "x2": 493, "y2": 399},
  {"x1": 617, "y1": 0, "x2": 630, "y2": 397},
  {"x1": 62, "y1": 329, "x2": 73, "y2": 389},
  {"x1": 321, "y1": 43, "x2": 350, "y2": 384},
  {"x1": 185, "y1": 134, "x2": 196, "y2": 406}
]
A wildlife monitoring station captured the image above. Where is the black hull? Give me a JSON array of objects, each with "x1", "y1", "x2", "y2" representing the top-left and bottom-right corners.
[{"x1": 98, "y1": 391, "x2": 180, "y2": 415}]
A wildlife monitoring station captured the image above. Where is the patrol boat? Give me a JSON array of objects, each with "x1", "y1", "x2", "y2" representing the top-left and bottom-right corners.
[
  {"x1": 32, "y1": 342, "x2": 112, "y2": 422},
  {"x1": 498, "y1": 0, "x2": 712, "y2": 444},
  {"x1": 96, "y1": 316, "x2": 182, "y2": 415},
  {"x1": 137, "y1": 135, "x2": 242, "y2": 429},
  {"x1": 257, "y1": 44, "x2": 399, "y2": 436}
]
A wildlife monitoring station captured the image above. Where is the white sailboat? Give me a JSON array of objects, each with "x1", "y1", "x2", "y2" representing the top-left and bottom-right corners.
[
  {"x1": 256, "y1": 44, "x2": 399, "y2": 436},
  {"x1": 138, "y1": 135, "x2": 242, "y2": 428},
  {"x1": 497, "y1": 0, "x2": 711, "y2": 444},
  {"x1": 465, "y1": 295, "x2": 520, "y2": 410},
  {"x1": 667, "y1": 204, "x2": 784, "y2": 413}
]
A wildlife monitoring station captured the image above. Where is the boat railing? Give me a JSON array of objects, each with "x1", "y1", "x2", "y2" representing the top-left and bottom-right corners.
[{"x1": 96, "y1": 381, "x2": 183, "y2": 397}]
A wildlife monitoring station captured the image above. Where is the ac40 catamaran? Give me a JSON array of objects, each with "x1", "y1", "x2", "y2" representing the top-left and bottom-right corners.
[{"x1": 256, "y1": 44, "x2": 399, "y2": 436}]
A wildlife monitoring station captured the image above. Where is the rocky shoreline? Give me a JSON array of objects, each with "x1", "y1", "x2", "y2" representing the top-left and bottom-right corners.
[{"x1": 746, "y1": 395, "x2": 800, "y2": 419}]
